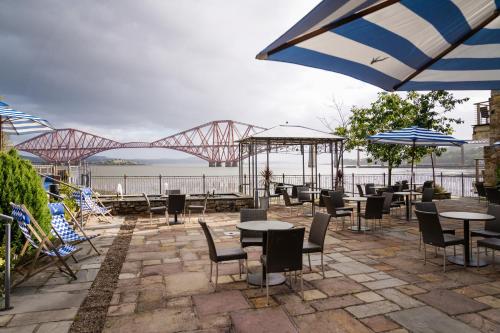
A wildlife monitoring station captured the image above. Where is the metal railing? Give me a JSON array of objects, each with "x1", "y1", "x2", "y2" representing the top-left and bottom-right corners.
[{"x1": 90, "y1": 172, "x2": 480, "y2": 198}]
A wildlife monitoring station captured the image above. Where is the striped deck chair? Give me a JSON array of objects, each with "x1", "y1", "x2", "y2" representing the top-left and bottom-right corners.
[
  {"x1": 48, "y1": 202, "x2": 100, "y2": 255},
  {"x1": 72, "y1": 187, "x2": 112, "y2": 223},
  {"x1": 10, "y1": 203, "x2": 79, "y2": 287}
]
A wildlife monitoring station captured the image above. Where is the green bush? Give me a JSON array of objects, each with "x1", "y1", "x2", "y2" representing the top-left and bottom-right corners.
[{"x1": 0, "y1": 149, "x2": 51, "y2": 254}]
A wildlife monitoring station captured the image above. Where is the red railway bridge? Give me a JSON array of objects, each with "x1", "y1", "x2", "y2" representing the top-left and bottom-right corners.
[{"x1": 15, "y1": 120, "x2": 266, "y2": 165}]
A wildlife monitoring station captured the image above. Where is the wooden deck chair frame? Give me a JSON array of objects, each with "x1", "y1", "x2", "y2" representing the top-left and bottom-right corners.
[
  {"x1": 50, "y1": 202, "x2": 101, "y2": 256},
  {"x1": 11, "y1": 204, "x2": 80, "y2": 287},
  {"x1": 77, "y1": 188, "x2": 113, "y2": 224}
]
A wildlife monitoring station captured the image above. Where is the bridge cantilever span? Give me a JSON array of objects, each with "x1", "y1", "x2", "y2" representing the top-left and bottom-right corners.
[{"x1": 15, "y1": 120, "x2": 266, "y2": 164}]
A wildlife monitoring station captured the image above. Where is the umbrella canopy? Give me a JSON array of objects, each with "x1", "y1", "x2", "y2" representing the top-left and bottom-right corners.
[
  {"x1": 257, "y1": 0, "x2": 500, "y2": 91},
  {"x1": 0, "y1": 101, "x2": 53, "y2": 149},
  {"x1": 368, "y1": 126, "x2": 467, "y2": 146}
]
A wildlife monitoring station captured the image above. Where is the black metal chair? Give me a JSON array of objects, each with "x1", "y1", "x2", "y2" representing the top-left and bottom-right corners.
[
  {"x1": 199, "y1": 219, "x2": 248, "y2": 291},
  {"x1": 381, "y1": 192, "x2": 394, "y2": 227},
  {"x1": 282, "y1": 190, "x2": 303, "y2": 216},
  {"x1": 421, "y1": 187, "x2": 434, "y2": 202},
  {"x1": 297, "y1": 186, "x2": 313, "y2": 204},
  {"x1": 423, "y1": 180, "x2": 434, "y2": 189},
  {"x1": 261, "y1": 228, "x2": 305, "y2": 305},
  {"x1": 485, "y1": 187, "x2": 500, "y2": 204},
  {"x1": 474, "y1": 181, "x2": 487, "y2": 202},
  {"x1": 414, "y1": 202, "x2": 455, "y2": 250},
  {"x1": 239, "y1": 208, "x2": 267, "y2": 248},
  {"x1": 415, "y1": 210, "x2": 465, "y2": 272},
  {"x1": 323, "y1": 195, "x2": 351, "y2": 230},
  {"x1": 471, "y1": 204, "x2": 500, "y2": 255},
  {"x1": 365, "y1": 183, "x2": 376, "y2": 196},
  {"x1": 329, "y1": 191, "x2": 354, "y2": 213},
  {"x1": 167, "y1": 194, "x2": 186, "y2": 224},
  {"x1": 187, "y1": 192, "x2": 209, "y2": 223},
  {"x1": 361, "y1": 196, "x2": 385, "y2": 231},
  {"x1": 401, "y1": 180, "x2": 409, "y2": 191},
  {"x1": 356, "y1": 184, "x2": 364, "y2": 197},
  {"x1": 165, "y1": 189, "x2": 181, "y2": 195},
  {"x1": 142, "y1": 193, "x2": 166, "y2": 224},
  {"x1": 303, "y1": 212, "x2": 331, "y2": 277},
  {"x1": 317, "y1": 189, "x2": 330, "y2": 209},
  {"x1": 477, "y1": 238, "x2": 500, "y2": 270}
]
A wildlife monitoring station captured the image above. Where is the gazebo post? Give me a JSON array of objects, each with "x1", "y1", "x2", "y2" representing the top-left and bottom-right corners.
[
  {"x1": 247, "y1": 143, "x2": 251, "y2": 196},
  {"x1": 330, "y1": 143, "x2": 334, "y2": 189},
  {"x1": 301, "y1": 144, "x2": 305, "y2": 185},
  {"x1": 314, "y1": 144, "x2": 318, "y2": 189},
  {"x1": 310, "y1": 145, "x2": 314, "y2": 189},
  {"x1": 238, "y1": 142, "x2": 241, "y2": 193},
  {"x1": 254, "y1": 142, "x2": 259, "y2": 208},
  {"x1": 340, "y1": 141, "x2": 345, "y2": 190}
]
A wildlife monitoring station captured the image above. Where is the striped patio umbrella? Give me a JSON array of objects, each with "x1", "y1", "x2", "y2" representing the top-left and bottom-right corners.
[
  {"x1": 257, "y1": 1, "x2": 500, "y2": 91},
  {"x1": 0, "y1": 101, "x2": 53, "y2": 150},
  {"x1": 368, "y1": 126, "x2": 466, "y2": 202}
]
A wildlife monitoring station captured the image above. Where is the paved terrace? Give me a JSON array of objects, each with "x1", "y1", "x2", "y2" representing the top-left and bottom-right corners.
[{"x1": 2, "y1": 198, "x2": 500, "y2": 332}]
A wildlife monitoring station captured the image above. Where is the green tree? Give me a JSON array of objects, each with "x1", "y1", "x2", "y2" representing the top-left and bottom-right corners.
[{"x1": 335, "y1": 91, "x2": 467, "y2": 185}]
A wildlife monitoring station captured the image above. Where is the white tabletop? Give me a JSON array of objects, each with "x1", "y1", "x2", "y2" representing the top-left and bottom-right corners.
[
  {"x1": 235, "y1": 220, "x2": 293, "y2": 232},
  {"x1": 439, "y1": 212, "x2": 495, "y2": 221},
  {"x1": 344, "y1": 196, "x2": 367, "y2": 202},
  {"x1": 394, "y1": 191, "x2": 422, "y2": 196}
]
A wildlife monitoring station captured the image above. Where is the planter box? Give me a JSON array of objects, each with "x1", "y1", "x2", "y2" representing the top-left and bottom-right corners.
[{"x1": 433, "y1": 192, "x2": 451, "y2": 200}]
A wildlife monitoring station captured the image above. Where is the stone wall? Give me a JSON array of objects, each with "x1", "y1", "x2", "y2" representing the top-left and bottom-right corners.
[
  {"x1": 484, "y1": 90, "x2": 500, "y2": 186},
  {"x1": 101, "y1": 195, "x2": 255, "y2": 215}
]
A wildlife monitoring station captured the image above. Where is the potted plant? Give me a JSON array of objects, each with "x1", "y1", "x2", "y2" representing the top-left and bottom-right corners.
[
  {"x1": 259, "y1": 167, "x2": 273, "y2": 209},
  {"x1": 433, "y1": 184, "x2": 451, "y2": 200}
]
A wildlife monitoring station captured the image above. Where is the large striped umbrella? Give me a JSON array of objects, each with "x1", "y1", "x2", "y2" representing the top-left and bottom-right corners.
[
  {"x1": 257, "y1": 1, "x2": 500, "y2": 91},
  {"x1": 0, "y1": 101, "x2": 53, "y2": 150},
  {"x1": 368, "y1": 126, "x2": 466, "y2": 208}
]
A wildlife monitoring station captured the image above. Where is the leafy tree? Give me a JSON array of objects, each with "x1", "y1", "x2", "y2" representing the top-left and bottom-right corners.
[
  {"x1": 0, "y1": 149, "x2": 51, "y2": 254},
  {"x1": 334, "y1": 91, "x2": 467, "y2": 185}
]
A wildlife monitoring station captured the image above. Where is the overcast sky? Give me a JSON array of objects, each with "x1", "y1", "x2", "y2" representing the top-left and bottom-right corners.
[{"x1": 1, "y1": 0, "x2": 489, "y2": 159}]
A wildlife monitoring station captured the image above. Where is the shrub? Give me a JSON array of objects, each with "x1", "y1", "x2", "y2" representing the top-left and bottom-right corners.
[{"x1": 0, "y1": 149, "x2": 51, "y2": 254}]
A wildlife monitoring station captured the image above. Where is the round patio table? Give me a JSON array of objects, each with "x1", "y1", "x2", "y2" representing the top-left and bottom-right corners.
[
  {"x1": 394, "y1": 191, "x2": 422, "y2": 221},
  {"x1": 236, "y1": 220, "x2": 293, "y2": 286},
  {"x1": 439, "y1": 212, "x2": 495, "y2": 267},
  {"x1": 344, "y1": 196, "x2": 369, "y2": 232}
]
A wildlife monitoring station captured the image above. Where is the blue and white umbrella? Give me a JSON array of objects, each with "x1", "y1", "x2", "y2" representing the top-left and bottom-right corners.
[
  {"x1": 0, "y1": 101, "x2": 53, "y2": 149},
  {"x1": 368, "y1": 126, "x2": 466, "y2": 205},
  {"x1": 257, "y1": 0, "x2": 500, "y2": 91}
]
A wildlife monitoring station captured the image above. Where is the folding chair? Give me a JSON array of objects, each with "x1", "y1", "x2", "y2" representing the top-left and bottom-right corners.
[
  {"x1": 73, "y1": 187, "x2": 112, "y2": 223},
  {"x1": 10, "y1": 203, "x2": 80, "y2": 286},
  {"x1": 48, "y1": 202, "x2": 100, "y2": 255}
]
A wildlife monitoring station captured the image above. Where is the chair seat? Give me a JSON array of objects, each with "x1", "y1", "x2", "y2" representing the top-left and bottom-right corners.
[
  {"x1": 302, "y1": 240, "x2": 321, "y2": 253},
  {"x1": 471, "y1": 229, "x2": 500, "y2": 238},
  {"x1": 335, "y1": 210, "x2": 352, "y2": 217},
  {"x1": 336, "y1": 206, "x2": 353, "y2": 212},
  {"x1": 150, "y1": 206, "x2": 167, "y2": 213},
  {"x1": 443, "y1": 234, "x2": 465, "y2": 246},
  {"x1": 478, "y1": 238, "x2": 500, "y2": 250},
  {"x1": 241, "y1": 237, "x2": 263, "y2": 247},
  {"x1": 216, "y1": 247, "x2": 247, "y2": 261},
  {"x1": 442, "y1": 228, "x2": 456, "y2": 235}
]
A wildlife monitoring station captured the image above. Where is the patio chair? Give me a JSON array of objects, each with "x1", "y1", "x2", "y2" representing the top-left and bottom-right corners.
[
  {"x1": 360, "y1": 196, "x2": 385, "y2": 231},
  {"x1": 471, "y1": 204, "x2": 500, "y2": 256},
  {"x1": 167, "y1": 194, "x2": 186, "y2": 224},
  {"x1": 142, "y1": 193, "x2": 167, "y2": 224},
  {"x1": 240, "y1": 208, "x2": 267, "y2": 248},
  {"x1": 415, "y1": 210, "x2": 465, "y2": 272},
  {"x1": 414, "y1": 202, "x2": 455, "y2": 251},
  {"x1": 266, "y1": 187, "x2": 281, "y2": 204},
  {"x1": 485, "y1": 187, "x2": 500, "y2": 204},
  {"x1": 72, "y1": 187, "x2": 112, "y2": 223},
  {"x1": 165, "y1": 189, "x2": 181, "y2": 195},
  {"x1": 187, "y1": 192, "x2": 209, "y2": 223},
  {"x1": 356, "y1": 184, "x2": 364, "y2": 197},
  {"x1": 48, "y1": 202, "x2": 100, "y2": 255},
  {"x1": 381, "y1": 192, "x2": 394, "y2": 227},
  {"x1": 10, "y1": 203, "x2": 79, "y2": 286},
  {"x1": 474, "y1": 182, "x2": 487, "y2": 202},
  {"x1": 316, "y1": 189, "x2": 330, "y2": 209},
  {"x1": 477, "y1": 238, "x2": 500, "y2": 270},
  {"x1": 303, "y1": 212, "x2": 331, "y2": 277},
  {"x1": 199, "y1": 219, "x2": 248, "y2": 291},
  {"x1": 297, "y1": 186, "x2": 313, "y2": 204},
  {"x1": 261, "y1": 228, "x2": 305, "y2": 305},
  {"x1": 282, "y1": 190, "x2": 303, "y2": 216},
  {"x1": 365, "y1": 183, "x2": 376, "y2": 196},
  {"x1": 329, "y1": 191, "x2": 354, "y2": 213},
  {"x1": 323, "y1": 195, "x2": 352, "y2": 230},
  {"x1": 401, "y1": 180, "x2": 409, "y2": 191},
  {"x1": 421, "y1": 187, "x2": 434, "y2": 202}
]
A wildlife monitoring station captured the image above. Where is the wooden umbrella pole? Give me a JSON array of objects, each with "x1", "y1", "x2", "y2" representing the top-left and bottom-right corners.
[{"x1": 0, "y1": 116, "x2": 3, "y2": 151}]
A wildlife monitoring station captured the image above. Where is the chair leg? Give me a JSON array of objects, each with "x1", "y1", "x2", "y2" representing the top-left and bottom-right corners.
[
  {"x1": 493, "y1": 250, "x2": 496, "y2": 269},
  {"x1": 215, "y1": 263, "x2": 218, "y2": 291},
  {"x1": 239, "y1": 259, "x2": 242, "y2": 279},
  {"x1": 266, "y1": 273, "x2": 270, "y2": 306},
  {"x1": 423, "y1": 243, "x2": 427, "y2": 265},
  {"x1": 188, "y1": 210, "x2": 191, "y2": 223},
  {"x1": 149, "y1": 212, "x2": 153, "y2": 225},
  {"x1": 443, "y1": 247, "x2": 446, "y2": 273},
  {"x1": 454, "y1": 245, "x2": 456, "y2": 256},
  {"x1": 209, "y1": 261, "x2": 213, "y2": 282},
  {"x1": 477, "y1": 244, "x2": 480, "y2": 270},
  {"x1": 245, "y1": 259, "x2": 249, "y2": 287},
  {"x1": 321, "y1": 252, "x2": 325, "y2": 278},
  {"x1": 419, "y1": 233, "x2": 422, "y2": 251},
  {"x1": 308, "y1": 253, "x2": 312, "y2": 271},
  {"x1": 300, "y1": 270, "x2": 304, "y2": 300}
]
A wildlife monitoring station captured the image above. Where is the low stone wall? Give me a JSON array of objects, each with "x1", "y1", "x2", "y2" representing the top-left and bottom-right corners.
[{"x1": 100, "y1": 194, "x2": 254, "y2": 215}]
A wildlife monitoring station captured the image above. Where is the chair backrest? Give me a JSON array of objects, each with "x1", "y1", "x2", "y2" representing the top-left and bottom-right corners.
[
  {"x1": 48, "y1": 202, "x2": 80, "y2": 241},
  {"x1": 423, "y1": 180, "x2": 434, "y2": 189},
  {"x1": 317, "y1": 189, "x2": 330, "y2": 207},
  {"x1": 142, "y1": 193, "x2": 152, "y2": 212},
  {"x1": 485, "y1": 187, "x2": 500, "y2": 204},
  {"x1": 282, "y1": 190, "x2": 293, "y2": 206},
  {"x1": 475, "y1": 182, "x2": 487, "y2": 197},
  {"x1": 364, "y1": 196, "x2": 384, "y2": 219},
  {"x1": 421, "y1": 188, "x2": 434, "y2": 202},
  {"x1": 485, "y1": 204, "x2": 500, "y2": 232},
  {"x1": 329, "y1": 191, "x2": 346, "y2": 209},
  {"x1": 297, "y1": 186, "x2": 311, "y2": 202},
  {"x1": 274, "y1": 183, "x2": 284, "y2": 195},
  {"x1": 291, "y1": 185, "x2": 299, "y2": 198},
  {"x1": 308, "y1": 213, "x2": 331, "y2": 249},
  {"x1": 401, "y1": 180, "x2": 409, "y2": 190},
  {"x1": 168, "y1": 194, "x2": 186, "y2": 214},
  {"x1": 356, "y1": 184, "x2": 364, "y2": 197},
  {"x1": 265, "y1": 228, "x2": 305, "y2": 274},
  {"x1": 10, "y1": 203, "x2": 38, "y2": 249},
  {"x1": 382, "y1": 192, "x2": 393, "y2": 213},
  {"x1": 240, "y1": 208, "x2": 267, "y2": 222},
  {"x1": 365, "y1": 183, "x2": 376, "y2": 195},
  {"x1": 415, "y1": 210, "x2": 445, "y2": 246},
  {"x1": 198, "y1": 219, "x2": 217, "y2": 262},
  {"x1": 322, "y1": 195, "x2": 336, "y2": 215},
  {"x1": 165, "y1": 189, "x2": 181, "y2": 195},
  {"x1": 415, "y1": 202, "x2": 437, "y2": 213}
]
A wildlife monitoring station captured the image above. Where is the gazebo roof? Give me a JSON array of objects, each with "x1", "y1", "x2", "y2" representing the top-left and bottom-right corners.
[{"x1": 238, "y1": 125, "x2": 344, "y2": 145}]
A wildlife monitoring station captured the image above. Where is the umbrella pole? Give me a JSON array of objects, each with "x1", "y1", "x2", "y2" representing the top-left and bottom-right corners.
[
  {"x1": 0, "y1": 116, "x2": 3, "y2": 151},
  {"x1": 409, "y1": 141, "x2": 415, "y2": 219}
]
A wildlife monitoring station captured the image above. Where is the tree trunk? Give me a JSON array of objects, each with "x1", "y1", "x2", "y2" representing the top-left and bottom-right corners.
[
  {"x1": 388, "y1": 163, "x2": 392, "y2": 186},
  {"x1": 430, "y1": 152, "x2": 436, "y2": 185}
]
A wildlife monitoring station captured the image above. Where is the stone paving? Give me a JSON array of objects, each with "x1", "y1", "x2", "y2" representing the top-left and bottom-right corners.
[{"x1": 3, "y1": 198, "x2": 500, "y2": 332}]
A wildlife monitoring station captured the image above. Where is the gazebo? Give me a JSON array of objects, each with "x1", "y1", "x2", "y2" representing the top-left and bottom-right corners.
[{"x1": 237, "y1": 124, "x2": 344, "y2": 207}]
